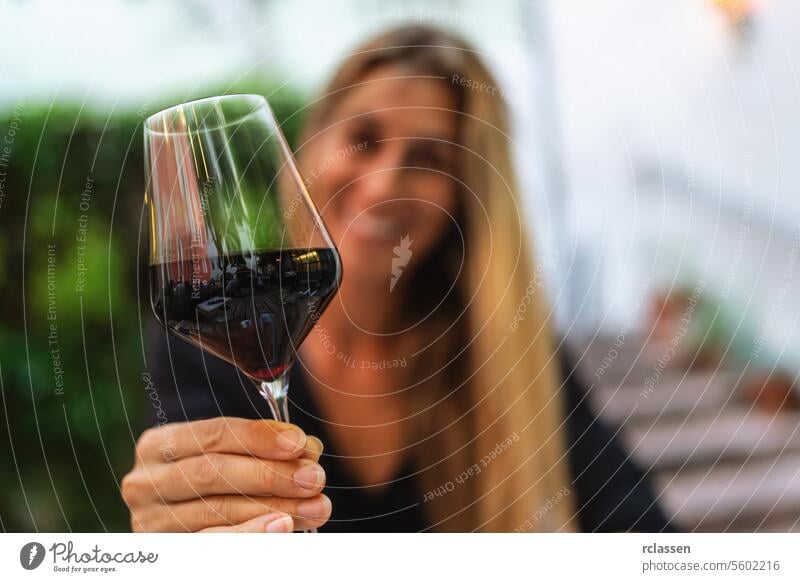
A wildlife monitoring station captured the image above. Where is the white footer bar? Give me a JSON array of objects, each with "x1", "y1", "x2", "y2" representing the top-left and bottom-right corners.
[{"x1": 1, "y1": 533, "x2": 797, "y2": 581}]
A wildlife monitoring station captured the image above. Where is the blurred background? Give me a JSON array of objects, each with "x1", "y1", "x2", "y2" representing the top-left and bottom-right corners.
[{"x1": 1, "y1": 0, "x2": 799, "y2": 532}]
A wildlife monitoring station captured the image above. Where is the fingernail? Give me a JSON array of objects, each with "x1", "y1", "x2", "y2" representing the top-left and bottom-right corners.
[
  {"x1": 277, "y1": 429, "x2": 305, "y2": 452},
  {"x1": 297, "y1": 495, "x2": 331, "y2": 520},
  {"x1": 306, "y1": 436, "x2": 324, "y2": 455},
  {"x1": 293, "y1": 464, "x2": 325, "y2": 490},
  {"x1": 265, "y1": 514, "x2": 293, "y2": 533}
]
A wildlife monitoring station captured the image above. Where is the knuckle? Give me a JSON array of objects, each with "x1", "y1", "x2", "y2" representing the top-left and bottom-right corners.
[
  {"x1": 245, "y1": 420, "x2": 271, "y2": 453},
  {"x1": 136, "y1": 428, "x2": 160, "y2": 454},
  {"x1": 194, "y1": 454, "x2": 224, "y2": 489},
  {"x1": 255, "y1": 460, "x2": 278, "y2": 492},
  {"x1": 201, "y1": 495, "x2": 232, "y2": 527},
  {"x1": 202, "y1": 418, "x2": 227, "y2": 451},
  {"x1": 129, "y1": 499, "x2": 194, "y2": 533},
  {"x1": 120, "y1": 472, "x2": 147, "y2": 506}
]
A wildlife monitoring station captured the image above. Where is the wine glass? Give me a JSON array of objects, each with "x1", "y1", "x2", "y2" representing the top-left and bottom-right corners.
[{"x1": 144, "y1": 94, "x2": 341, "y2": 532}]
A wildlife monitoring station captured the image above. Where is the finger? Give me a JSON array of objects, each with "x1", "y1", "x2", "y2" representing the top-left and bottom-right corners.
[
  {"x1": 301, "y1": 436, "x2": 323, "y2": 462},
  {"x1": 153, "y1": 454, "x2": 325, "y2": 501},
  {"x1": 200, "y1": 512, "x2": 294, "y2": 533},
  {"x1": 137, "y1": 418, "x2": 308, "y2": 463},
  {"x1": 140, "y1": 495, "x2": 331, "y2": 532}
]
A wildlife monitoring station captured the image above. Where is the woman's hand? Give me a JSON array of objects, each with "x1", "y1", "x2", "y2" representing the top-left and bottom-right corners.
[{"x1": 121, "y1": 418, "x2": 330, "y2": 532}]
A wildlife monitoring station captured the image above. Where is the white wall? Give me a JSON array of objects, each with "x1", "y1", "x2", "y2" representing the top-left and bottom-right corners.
[{"x1": 548, "y1": 0, "x2": 800, "y2": 371}]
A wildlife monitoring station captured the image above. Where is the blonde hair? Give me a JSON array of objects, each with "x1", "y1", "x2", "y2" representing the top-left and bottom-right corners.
[{"x1": 298, "y1": 25, "x2": 575, "y2": 532}]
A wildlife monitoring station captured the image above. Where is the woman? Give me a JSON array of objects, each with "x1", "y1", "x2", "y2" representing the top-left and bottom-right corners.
[{"x1": 122, "y1": 25, "x2": 672, "y2": 532}]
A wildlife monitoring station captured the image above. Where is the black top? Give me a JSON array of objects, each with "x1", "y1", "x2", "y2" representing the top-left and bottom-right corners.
[{"x1": 147, "y1": 329, "x2": 674, "y2": 532}]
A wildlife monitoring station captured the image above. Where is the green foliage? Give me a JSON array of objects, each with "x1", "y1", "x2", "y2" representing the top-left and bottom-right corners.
[{"x1": 0, "y1": 83, "x2": 307, "y2": 531}]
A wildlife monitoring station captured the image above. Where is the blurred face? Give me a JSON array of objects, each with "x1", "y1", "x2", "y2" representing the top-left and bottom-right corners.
[{"x1": 302, "y1": 65, "x2": 460, "y2": 288}]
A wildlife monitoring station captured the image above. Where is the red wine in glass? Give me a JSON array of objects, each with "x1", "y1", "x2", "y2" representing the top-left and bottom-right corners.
[{"x1": 150, "y1": 248, "x2": 340, "y2": 391}]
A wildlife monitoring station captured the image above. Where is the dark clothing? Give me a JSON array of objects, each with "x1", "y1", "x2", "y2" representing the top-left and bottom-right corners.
[{"x1": 148, "y1": 329, "x2": 674, "y2": 532}]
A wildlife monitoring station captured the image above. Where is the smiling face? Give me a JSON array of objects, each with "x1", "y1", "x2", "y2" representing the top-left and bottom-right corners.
[{"x1": 301, "y1": 65, "x2": 461, "y2": 289}]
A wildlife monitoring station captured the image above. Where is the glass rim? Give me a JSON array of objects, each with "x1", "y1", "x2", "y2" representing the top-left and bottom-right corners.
[{"x1": 144, "y1": 93, "x2": 269, "y2": 135}]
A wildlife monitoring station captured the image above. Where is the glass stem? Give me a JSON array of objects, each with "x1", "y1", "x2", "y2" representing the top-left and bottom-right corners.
[
  {"x1": 258, "y1": 371, "x2": 318, "y2": 534},
  {"x1": 259, "y1": 375, "x2": 291, "y2": 423}
]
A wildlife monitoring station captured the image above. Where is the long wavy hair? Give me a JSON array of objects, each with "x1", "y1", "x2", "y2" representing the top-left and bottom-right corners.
[{"x1": 297, "y1": 25, "x2": 574, "y2": 532}]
